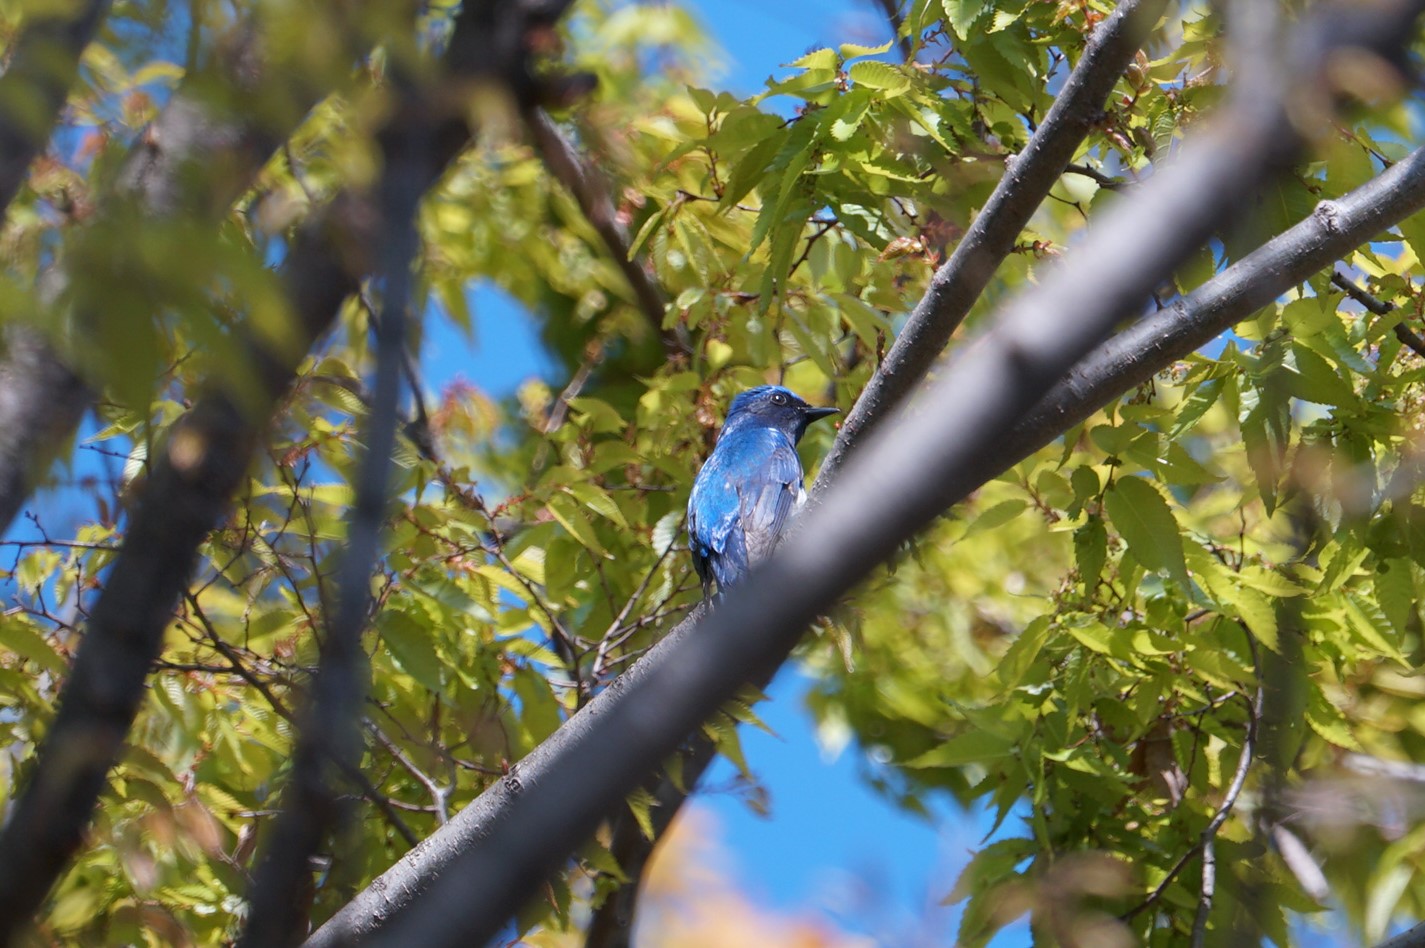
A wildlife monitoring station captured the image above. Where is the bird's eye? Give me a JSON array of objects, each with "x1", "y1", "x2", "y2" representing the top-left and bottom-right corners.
[{"x1": 771, "y1": 392, "x2": 788, "y2": 406}]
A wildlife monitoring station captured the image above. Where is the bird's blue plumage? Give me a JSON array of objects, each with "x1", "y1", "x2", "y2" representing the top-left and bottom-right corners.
[{"x1": 688, "y1": 386, "x2": 837, "y2": 597}]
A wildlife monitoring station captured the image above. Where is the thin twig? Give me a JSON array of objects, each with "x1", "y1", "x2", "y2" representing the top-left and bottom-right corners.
[{"x1": 1331, "y1": 269, "x2": 1425, "y2": 358}]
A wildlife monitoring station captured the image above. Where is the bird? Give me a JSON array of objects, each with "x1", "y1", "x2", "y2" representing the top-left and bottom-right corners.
[{"x1": 687, "y1": 385, "x2": 838, "y2": 598}]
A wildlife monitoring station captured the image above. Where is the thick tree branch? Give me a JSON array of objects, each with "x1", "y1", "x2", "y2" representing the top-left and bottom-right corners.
[
  {"x1": 0, "y1": 0, "x2": 110, "y2": 213},
  {"x1": 816, "y1": 0, "x2": 1169, "y2": 487},
  {"x1": 1381, "y1": 920, "x2": 1425, "y2": 947},
  {"x1": 0, "y1": 323, "x2": 89, "y2": 535},
  {"x1": 308, "y1": 4, "x2": 1425, "y2": 945}
]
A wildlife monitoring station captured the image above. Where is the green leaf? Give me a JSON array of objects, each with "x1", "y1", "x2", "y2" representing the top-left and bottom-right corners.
[
  {"x1": 965, "y1": 499, "x2": 1026, "y2": 537},
  {"x1": 787, "y1": 47, "x2": 837, "y2": 71},
  {"x1": 626, "y1": 786, "x2": 658, "y2": 841},
  {"x1": 904, "y1": 729, "x2": 1015, "y2": 768},
  {"x1": 0, "y1": 616, "x2": 66, "y2": 675},
  {"x1": 839, "y1": 40, "x2": 894, "y2": 59},
  {"x1": 848, "y1": 61, "x2": 910, "y2": 96},
  {"x1": 565, "y1": 483, "x2": 629, "y2": 530},
  {"x1": 1103, "y1": 476, "x2": 1188, "y2": 588},
  {"x1": 1074, "y1": 516, "x2": 1107, "y2": 590},
  {"x1": 941, "y1": 0, "x2": 989, "y2": 39},
  {"x1": 378, "y1": 608, "x2": 444, "y2": 693}
]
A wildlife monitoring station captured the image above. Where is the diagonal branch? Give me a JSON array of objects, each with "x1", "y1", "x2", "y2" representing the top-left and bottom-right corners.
[
  {"x1": 815, "y1": 0, "x2": 1169, "y2": 488},
  {"x1": 0, "y1": 211, "x2": 354, "y2": 943},
  {"x1": 1331, "y1": 269, "x2": 1425, "y2": 358},
  {"x1": 523, "y1": 109, "x2": 675, "y2": 349},
  {"x1": 308, "y1": 4, "x2": 1425, "y2": 946}
]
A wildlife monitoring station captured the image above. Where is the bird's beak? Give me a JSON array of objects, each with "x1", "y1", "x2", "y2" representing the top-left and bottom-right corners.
[{"x1": 805, "y1": 406, "x2": 839, "y2": 422}]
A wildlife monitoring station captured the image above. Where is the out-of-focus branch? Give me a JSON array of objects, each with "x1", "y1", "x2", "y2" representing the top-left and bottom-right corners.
[
  {"x1": 310, "y1": 4, "x2": 1425, "y2": 946},
  {"x1": 0, "y1": 0, "x2": 109, "y2": 536},
  {"x1": 815, "y1": 0, "x2": 1168, "y2": 488},
  {"x1": 0, "y1": 206, "x2": 353, "y2": 941},
  {"x1": 0, "y1": 0, "x2": 110, "y2": 212},
  {"x1": 0, "y1": 323, "x2": 89, "y2": 535},
  {"x1": 0, "y1": 0, "x2": 114, "y2": 534},
  {"x1": 0, "y1": 23, "x2": 295, "y2": 537},
  {"x1": 870, "y1": 0, "x2": 914, "y2": 62},
  {"x1": 242, "y1": 1, "x2": 589, "y2": 943},
  {"x1": 0, "y1": 4, "x2": 501, "y2": 935},
  {"x1": 524, "y1": 109, "x2": 676, "y2": 350},
  {"x1": 237, "y1": 71, "x2": 429, "y2": 948}
]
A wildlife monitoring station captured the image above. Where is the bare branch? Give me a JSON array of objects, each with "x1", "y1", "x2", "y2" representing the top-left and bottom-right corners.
[
  {"x1": 1331, "y1": 270, "x2": 1425, "y2": 358},
  {"x1": 816, "y1": 0, "x2": 1169, "y2": 488}
]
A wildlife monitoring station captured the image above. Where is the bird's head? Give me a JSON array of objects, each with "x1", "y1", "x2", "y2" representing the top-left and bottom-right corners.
[{"x1": 725, "y1": 385, "x2": 839, "y2": 442}]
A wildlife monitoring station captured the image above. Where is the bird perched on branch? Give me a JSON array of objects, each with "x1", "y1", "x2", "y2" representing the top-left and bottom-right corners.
[{"x1": 688, "y1": 385, "x2": 838, "y2": 598}]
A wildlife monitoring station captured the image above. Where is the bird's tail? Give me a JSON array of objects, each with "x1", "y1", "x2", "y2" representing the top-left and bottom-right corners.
[{"x1": 709, "y1": 530, "x2": 749, "y2": 594}]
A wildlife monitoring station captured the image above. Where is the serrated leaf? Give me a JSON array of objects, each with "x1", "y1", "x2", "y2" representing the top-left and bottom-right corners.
[
  {"x1": 787, "y1": 47, "x2": 837, "y2": 71},
  {"x1": 829, "y1": 90, "x2": 872, "y2": 140},
  {"x1": 1306, "y1": 683, "x2": 1361, "y2": 750},
  {"x1": 848, "y1": 60, "x2": 910, "y2": 96},
  {"x1": 1344, "y1": 592, "x2": 1408, "y2": 665},
  {"x1": 1170, "y1": 377, "x2": 1223, "y2": 437},
  {"x1": 1103, "y1": 476, "x2": 1188, "y2": 588},
  {"x1": 840, "y1": 39, "x2": 894, "y2": 59},
  {"x1": 941, "y1": 0, "x2": 988, "y2": 39},
  {"x1": 1074, "y1": 517, "x2": 1107, "y2": 590}
]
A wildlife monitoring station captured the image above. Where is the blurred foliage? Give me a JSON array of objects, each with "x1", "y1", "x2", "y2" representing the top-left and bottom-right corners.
[{"x1": 1, "y1": 0, "x2": 1425, "y2": 945}]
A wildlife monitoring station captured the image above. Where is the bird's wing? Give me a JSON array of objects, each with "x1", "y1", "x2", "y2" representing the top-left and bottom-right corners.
[
  {"x1": 687, "y1": 430, "x2": 804, "y2": 592},
  {"x1": 736, "y1": 436, "x2": 804, "y2": 566}
]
